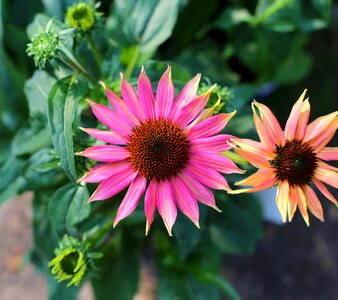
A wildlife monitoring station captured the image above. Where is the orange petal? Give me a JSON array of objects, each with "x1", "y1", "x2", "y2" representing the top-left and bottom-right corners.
[
  {"x1": 302, "y1": 184, "x2": 324, "y2": 222},
  {"x1": 312, "y1": 178, "x2": 338, "y2": 206},
  {"x1": 276, "y1": 181, "x2": 289, "y2": 223},
  {"x1": 288, "y1": 187, "x2": 298, "y2": 222},
  {"x1": 235, "y1": 168, "x2": 276, "y2": 187},
  {"x1": 294, "y1": 185, "x2": 309, "y2": 226}
]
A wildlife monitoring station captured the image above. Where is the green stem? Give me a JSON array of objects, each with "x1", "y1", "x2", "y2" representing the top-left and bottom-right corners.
[
  {"x1": 88, "y1": 217, "x2": 115, "y2": 248},
  {"x1": 86, "y1": 35, "x2": 103, "y2": 70},
  {"x1": 125, "y1": 46, "x2": 140, "y2": 78}
]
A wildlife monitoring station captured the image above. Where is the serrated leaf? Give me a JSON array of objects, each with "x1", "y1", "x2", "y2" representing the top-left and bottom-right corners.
[
  {"x1": 48, "y1": 184, "x2": 90, "y2": 237},
  {"x1": 48, "y1": 76, "x2": 86, "y2": 183}
]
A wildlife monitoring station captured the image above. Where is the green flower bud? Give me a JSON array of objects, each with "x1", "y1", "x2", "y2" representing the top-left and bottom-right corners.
[
  {"x1": 26, "y1": 21, "x2": 60, "y2": 69},
  {"x1": 65, "y1": 2, "x2": 97, "y2": 32},
  {"x1": 49, "y1": 235, "x2": 102, "y2": 287}
]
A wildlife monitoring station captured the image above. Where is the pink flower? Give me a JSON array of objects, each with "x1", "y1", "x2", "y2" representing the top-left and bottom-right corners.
[
  {"x1": 78, "y1": 67, "x2": 242, "y2": 235},
  {"x1": 229, "y1": 90, "x2": 338, "y2": 225}
]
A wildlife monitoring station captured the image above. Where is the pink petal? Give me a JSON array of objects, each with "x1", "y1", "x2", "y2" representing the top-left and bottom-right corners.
[
  {"x1": 171, "y1": 176, "x2": 200, "y2": 227},
  {"x1": 144, "y1": 180, "x2": 157, "y2": 235},
  {"x1": 179, "y1": 171, "x2": 220, "y2": 211},
  {"x1": 190, "y1": 134, "x2": 234, "y2": 153},
  {"x1": 120, "y1": 74, "x2": 145, "y2": 122},
  {"x1": 99, "y1": 81, "x2": 139, "y2": 126},
  {"x1": 304, "y1": 111, "x2": 338, "y2": 149},
  {"x1": 235, "y1": 168, "x2": 276, "y2": 187},
  {"x1": 252, "y1": 103, "x2": 277, "y2": 150},
  {"x1": 284, "y1": 90, "x2": 310, "y2": 141},
  {"x1": 302, "y1": 184, "x2": 324, "y2": 221},
  {"x1": 88, "y1": 167, "x2": 137, "y2": 202},
  {"x1": 87, "y1": 100, "x2": 132, "y2": 137},
  {"x1": 252, "y1": 101, "x2": 285, "y2": 146},
  {"x1": 80, "y1": 127, "x2": 127, "y2": 145},
  {"x1": 294, "y1": 185, "x2": 309, "y2": 226},
  {"x1": 138, "y1": 67, "x2": 156, "y2": 119},
  {"x1": 188, "y1": 112, "x2": 236, "y2": 139},
  {"x1": 314, "y1": 166, "x2": 338, "y2": 189},
  {"x1": 79, "y1": 145, "x2": 129, "y2": 162},
  {"x1": 156, "y1": 180, "x2": 177, "y2": 236},
  {"x1": 185, "y1": 163, "x2": 230, "y2": 191},
  {"x1": 113, "y1": 175, "x2": 147, "y2": 227},
  {"x1": 228, "y1": 138, "x2": 273, "y2": 168},
  {"x1": 156, "y1": 66, "x2": 175, "y2": 119},
  {"x1": 276, "y1": 181, "x2": 289, "y2": 222},
  {"x1": 190, "y1": 151, "x2": 244, "y2": 174},
  {"x1": 171, "y1": 73, "x2": 201, "y2": 114},
  {"x1": 317, "y1": 147, "x2": 338, "y2": 161},
  {"x1": 78, "y1": 161, "x2": 130, "y2": 183},
  {"x1": 312, "y1": 178, "x2": 338, "y2": 205}
]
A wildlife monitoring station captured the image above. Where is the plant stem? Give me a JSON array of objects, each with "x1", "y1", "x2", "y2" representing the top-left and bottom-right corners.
[
  {"x1": 125, "y1": 46, "x2": 140, "y2": 78},
  {"x1": 86, "y1": 35, "x2": 103, "y2": 70}
]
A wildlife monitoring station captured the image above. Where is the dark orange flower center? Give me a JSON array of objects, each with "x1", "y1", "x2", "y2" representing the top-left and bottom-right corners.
[
  {"x1": 126, "y1": 119, "x2": 190, "y2": 181},
  {"x1": 270, "y1": 140, "x2": 318, "y2": 186}
]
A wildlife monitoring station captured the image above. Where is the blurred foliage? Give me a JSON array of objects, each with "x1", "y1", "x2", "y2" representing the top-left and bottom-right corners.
[{"x1": 0, "y1": 0, "x2": 334, "y2": 299}]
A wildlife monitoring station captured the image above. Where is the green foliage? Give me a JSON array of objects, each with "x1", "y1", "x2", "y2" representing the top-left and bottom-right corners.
[{"x1": 48, "y1": 76, "x2": 87, "y2": 183}]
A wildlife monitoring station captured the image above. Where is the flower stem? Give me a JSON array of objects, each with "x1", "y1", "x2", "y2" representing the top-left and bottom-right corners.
[
  {"x1": 86, "y1": 35, "x2": 103, "y2": 71},
  {"x1": 125, "y1": 46, "x2": 140, "y2": 78}
]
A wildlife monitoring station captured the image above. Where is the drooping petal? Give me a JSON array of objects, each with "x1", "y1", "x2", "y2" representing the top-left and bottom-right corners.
[
  {"x1": 144, "y1": 180, "x2": 157, "y2": 236},
  {"x1": 190, "y1": 150, "x2": 244, "y2": 174},
  {"x1": 156, "y1": 180, "x2": 177, "y2": 236},
  {"x1": 314, "y1": 167, "x2": 338, "y2": 189},
  {"x1": 284, "y1": 90, "x2": 310, "y2": 140},
  {"x1": 99, "y1": 81, "x2": 139, "y2": 126},
  {"x1": 179, "y1": 171, "x2": 220, "y2": 211},
  {"x1": 188, "y1": 112, "x2": 236, "y2": 139},
  {"x1": 312, "y1": 178, "x2": 338, "y2": 205},
  {"x1": 235, "y1": 168, "x2": 276, "y2": 187},
  {"x1": 120, "y1": 74, "x2": 145, "y2": 122},
  {"x1": 288, "y1": 187, "x2": 298, "y2": 222},
  {"x1": 79, "y1": 127, "x2": 127, "y2": 145},
  {"x1": 171, "y1": 176, "x2": 200, "y2": 227},
  {"x1": 302, "y1": 184, "x2": 324, "y2": 222},
  {"x1": 78, "y1": 145, "x2": 129, "y2": 162},
  {"x1": 317, "y1": 147, "x2": 338, "y2": 161},
  {"x1": 86, "y1": 100, "x2": 132, "y2": 137},
  {"x1": 78, "y1": 161, "x2": 130, "y2": 183},
  {"x1": 190, "y1": 134, "x2": 234, "y2": 153},
  {"x1": 275, "y1": 181, "x2": 289, "y2": 222},
  {"x1": 252, "y1": 100, "x2": 285, "y2": 146},
  {"x1": 156, "y1": 66, "x2": 175, "y2": 119},
  {"x1": 173, "y1": 88, "x2": 212, "y2": 126},
  {"x1": 294, "y1": 185, "x2": 309, "y2": 226},
  {"x1": 185, "y1": 163, "x2": 230, "y2": 191},
  {"x1": 88, "y1": 168, "x2": 137, "y2": 202},
  {"x1": 172, "y1": 73, "x2": 201, "y2": 112},
  {"x1": 113, "y1": 175, "x2": 147, "y2": 227},
  {"x1": 138, "y1": 67, "x2": 156, "y2": 119},
  {"x1": 228, "y1": 138, "x2": 273, "y2": 168}
]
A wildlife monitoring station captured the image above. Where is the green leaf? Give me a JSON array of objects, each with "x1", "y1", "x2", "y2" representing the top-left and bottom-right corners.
[
  {"x1": 48, "y1": 184, "x2": 90, "y2": 237},
  {"x1": 12, "y1": 124, "x2": 52, "y2": 156},
  {"x1": 48, "y1": 76, "x2": 86, "y2": 183},
  {"x1": 173, "y1": 205, "x2": 207, "y2": 259},
  {"x1": 0, "y1": 155, "x2": 25, "y2": 204},
  {"x1": 24, "y1": 70, "x2": 56, "y2": 119},
  {"x1": 209, "y1": 194, "x2": 262, "y2": 254},
  {"x1": 110, "y1": 0, "x2": 180, "y2": 51},
  {"x1": 92, "y1": 230, "x2": 142, "y2": 300}
]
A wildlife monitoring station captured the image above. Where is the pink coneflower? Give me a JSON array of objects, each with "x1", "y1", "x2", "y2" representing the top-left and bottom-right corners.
[
  {"x1": 78, "y1": 67, "x2": 242, "y2": 235},
  {"x1": 229, "y1": 90, "x2": 338, "y2": 225}
]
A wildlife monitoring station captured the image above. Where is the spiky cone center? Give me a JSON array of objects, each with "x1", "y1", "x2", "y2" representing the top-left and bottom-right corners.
[
  {"x1": 270, "y1": 140, "x2": 318, "y2": 186},
  {"x1": 127, "y1": 119, "x2": 190, "y2": 181}
]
